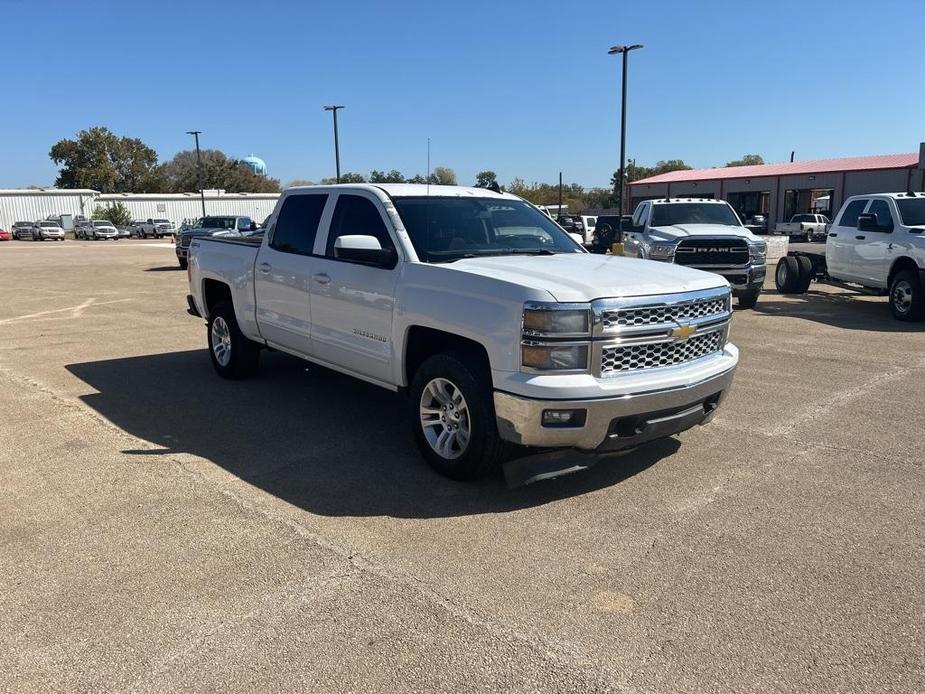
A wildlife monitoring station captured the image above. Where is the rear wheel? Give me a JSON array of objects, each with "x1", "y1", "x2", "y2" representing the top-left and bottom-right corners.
[
  {"x1": 207, "y1": 301, "x2": 260, "y2": 379},
  {"x1": 889, "y1": 270, "x2": 924, "y2": 321},
  {"x1": 795, "y1": 255, "x2": 813, "y2": 292},
  {"x1": 410, "y1": 352, "x2": 509, "y2": 480},
  {"x1": 775, "y1": 256, "x2": 806, "y2": 294}
]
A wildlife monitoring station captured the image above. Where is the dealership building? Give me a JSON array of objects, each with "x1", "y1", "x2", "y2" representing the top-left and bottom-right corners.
[{"x1": 627, "y1": 150, "x2": 925, "y2": 227}]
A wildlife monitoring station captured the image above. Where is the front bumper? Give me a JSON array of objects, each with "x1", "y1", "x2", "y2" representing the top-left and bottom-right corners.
[
  {"x1": 494, "y1": 365, "x2": 735, "y2": 450},
  {"x1": 703, "y1": 264, "x2": 765, "y2": 292}
]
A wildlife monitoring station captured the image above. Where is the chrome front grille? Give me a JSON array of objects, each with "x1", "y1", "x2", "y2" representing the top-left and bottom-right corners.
[
  {"x1": 600, "y1": 329, "x2": 724, "y2": 374},
  {"x1": 592, "y1": 287, "x2": 731, "y2": 377},
  {"x1": 601, "y1": 295, "x2": 728, "y2": 329}
]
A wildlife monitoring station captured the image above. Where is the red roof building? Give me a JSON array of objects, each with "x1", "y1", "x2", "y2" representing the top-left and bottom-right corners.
[{"x1": 627, "y1": 150, "x2": 924, "y2": 229}]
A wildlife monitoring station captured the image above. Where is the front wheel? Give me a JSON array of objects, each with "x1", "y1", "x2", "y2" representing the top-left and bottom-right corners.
[
  {"x1": 409, "y1": 352, "x2": 509, "y2": 480},
  {"x1": 179, "y1": 258, "x2": 188, "y2": 270},
  {"x1": 889, "y1": 270, "x2": 924, "y2": 321},
  {"x1": 736, "y1": 289, "x2": 761, "y2": 309},
  {"x1": 206, "y1": 301, "x2": 260, "y2": 379}
]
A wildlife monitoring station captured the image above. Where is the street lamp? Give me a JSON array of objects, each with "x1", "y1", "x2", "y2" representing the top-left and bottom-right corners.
[
  {"x1": 608, "y1": 44, "x2": 643, "y2": 247},
  {"x1": 185, "y1": 130, "x2": 206, "y2": 216},
  {"x1": 323, "y1": 105, "x2": 344, "y2": 183}
]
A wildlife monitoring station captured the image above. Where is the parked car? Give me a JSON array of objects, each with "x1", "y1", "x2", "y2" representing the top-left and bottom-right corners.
[
  {"x1": 74, "y1": 221, "x2": 93, "y2": 239},
  {"x1": 175, "y1": 215, "x2": 257, "y2": 269},
  {"x1": 12, "y1": 221, "x2": 34, "y2": 240},
  {"x1": 186, "y1": 183, "x2": 738, "y2": 484},
  {"x1": 137, "y1": 218, "x2": 176, "y2": 239},
  {"x1": 88, "y1": 220, "x2": 119, "y2": 240},
  {"x1": 32, "y1": 220, "x2": 65, "y2": 241},
  {"x1": 621, "y1": 198, "x2": 767, "y2": 309},
  {"x1": 116, "y1": 226, "x2": 132, "y2": 239},
  {"x1": 129, "y1": 220, "x2": 147, "y2": 237},
  {"x1": 775, "y1": 192, "x2": 925, "y2": 321},
  {"x1": 744, "y1": 213, "x2": 768, "y2": 235},
  {"x1": 579, "y1": 215, "x2": 598, "y2": 245},
  {"x1": 775, "y1": 213, "x2": 830, "y2": 242},
  {"x1": 0, "y1": 228, "x2": 10, "y2": 241},
  {"x1": 591, "y1": 215, "x2": 634, "y2": 252}
]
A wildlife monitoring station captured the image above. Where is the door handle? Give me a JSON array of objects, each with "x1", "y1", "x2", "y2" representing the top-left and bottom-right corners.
[
  {"x1": 312, "y1": 273, "x2": 331, "y2": 285},
  {"x1": 855, "y1": 235, "x2": 865, "y2": 240},
  {"x1": 258, "y1": 262, "x2": 271, "y2": 273},
  {"x1": 828, "y1": 233, "x2": 837, "y2": 237}
]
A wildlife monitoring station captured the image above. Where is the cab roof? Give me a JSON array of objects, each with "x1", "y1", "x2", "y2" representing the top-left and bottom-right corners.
[
  {"x1": 287, "y1": 183, "x2": 521, "y2": 201},
  {"x1": 649, "y1": 198, "x2": 729, "y2": 205}
]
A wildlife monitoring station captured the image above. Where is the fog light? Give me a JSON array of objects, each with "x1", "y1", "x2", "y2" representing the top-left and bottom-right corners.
[{"x1": 541, "y1": 409, "x2": 587, "y2": 428}]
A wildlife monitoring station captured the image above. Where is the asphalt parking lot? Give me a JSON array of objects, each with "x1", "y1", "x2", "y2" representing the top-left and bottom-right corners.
[{"x1": 1, "y1": 239, "x2": 923, "y2": 693}]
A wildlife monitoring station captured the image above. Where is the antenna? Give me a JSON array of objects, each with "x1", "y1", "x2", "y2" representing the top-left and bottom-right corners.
[{"x1": 426, "y1": 137, "x2": 431, "y2": 196}]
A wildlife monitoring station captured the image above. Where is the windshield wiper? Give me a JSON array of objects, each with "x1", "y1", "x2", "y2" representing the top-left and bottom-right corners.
[{"x1": 508, "y1": 248, "x2": 557, "y2": 255}]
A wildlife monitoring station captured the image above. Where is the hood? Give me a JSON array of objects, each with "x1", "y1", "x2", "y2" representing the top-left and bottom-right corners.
[
  {"x1": 445, "y1": 253, "x2": 727, "y2": 303},
  {"x1": 180, "y1": 228, "x2": 228, "y2": 238},
  {"x1": 649, "y1": 223, "x2": 757, "y2": 241}
]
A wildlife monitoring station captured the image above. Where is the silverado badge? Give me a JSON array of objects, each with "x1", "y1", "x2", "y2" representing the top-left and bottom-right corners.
[{"x1": 670, "y1": 323, "x2": 696, "y2": 341}]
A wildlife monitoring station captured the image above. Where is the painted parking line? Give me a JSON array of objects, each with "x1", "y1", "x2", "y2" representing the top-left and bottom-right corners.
[{"x1": 0, "y1": 298, "x2": 133, "y2": 325}]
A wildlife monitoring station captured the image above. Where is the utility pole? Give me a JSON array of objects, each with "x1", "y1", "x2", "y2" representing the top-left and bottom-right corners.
[
  {"x1": 186, "y1": 130, "x2": 206, "y2": 217},
  {"x1": 323, "y1": 105, "x2": 344, "y2": 183},
  {"x1": 558, "y1": 171, "x2": 563, "y2": 220},
  {"x1": 608, "y1": 44, "x2": 643, "y2": 246}
]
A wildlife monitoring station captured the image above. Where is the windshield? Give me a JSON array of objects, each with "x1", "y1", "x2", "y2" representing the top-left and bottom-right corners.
[
  {"x1": 896, "y1": 198, "x2": 925, "y2": 226},
  {"x1": 39, "y1": 221, "x2": 58, "y2": 228},
  {"x1": 392, "y1": 197, "x2": 584, "y2": 263},
  {"x1": 199, "y1": 217, "x2": 237, "y2": 229},
  {"x1": 651, "y1": 203, "x2": 741, "y2": 227},
  {"x1": 93, "y1": 221, "x2": 113, "y2": 227},
  {"x1": 154, "y1": 219, "x2": 171, "y2": 225}
]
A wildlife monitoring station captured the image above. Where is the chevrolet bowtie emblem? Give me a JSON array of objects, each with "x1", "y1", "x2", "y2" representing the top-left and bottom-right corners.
[{"x1": 670, "y1": 323, "x2": 696, "y2": 341}]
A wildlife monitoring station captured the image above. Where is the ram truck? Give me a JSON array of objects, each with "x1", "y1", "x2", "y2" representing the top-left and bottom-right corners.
[
  {"x1": 622, "y1": 198, "x2": 767, "y2": 309},
  {"x1": 775, "y1": 192, "x2": 925, "y2": 321},
  {"x1": 176, "y1": 215, "x2": 257, "y2": 269},
  {"x1": 137, "y1": 218, "x2": 176, "y2": 239},
  {"x1": 186, "y1": 184, "x2": 739, "y2": 483}
]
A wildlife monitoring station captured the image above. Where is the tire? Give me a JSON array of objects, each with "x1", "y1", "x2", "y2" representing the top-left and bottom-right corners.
[
  {"x1": 206, "y1": 301, "x2": 260, "y2": 379},
  {"x1": 775, "y1": 256, "x2": 805, "y2": 294},
  {"x1": 179, "y1": 259, "x2": 188, "y2": 270},
  {"x1": 409, "y1": 351, "x2": 510, "y2": 480},
  {"x1": 888, "y1": 270, "x2": 925, "y2": 322},
  {"x1": 736, "y1": 289, "x2": 761, "y2": 309},
  {"x1": 795, "y1": 255, "x2": 813, "y2": 292}
]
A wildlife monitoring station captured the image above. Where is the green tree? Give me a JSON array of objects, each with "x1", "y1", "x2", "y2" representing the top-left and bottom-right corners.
[
  {"x1": 92, "y1": 201, "x2": 132, "y2": 227},
  {"x1": 407, "y1": 173, "x2": 428, "y2": 184},
  {"x1": 320, "y1": 172, "x2": 367, "y2": 184},
  {"x1": 475, "y1": 170, "x2": 498, "y2": 188},
  {"x1": 428, "y1": 166, "x2": 457, "y2": 186},
  {"x1": 725, "y1": 154, "x2": 765, "y2": 167},
  {"x1": 49, "y1": 126, "x2": 163, "y2": 192},
  {"x1": 158, "y1": 149, "x2": 281, "y2": 193},
  {"x1": 369, "y1": 169, "x2": 406, "y2": 183},
  {"x1": 285, "y1": 179, "x2": 315, "y2": 188},
  {"x1": 616, "y1": 159, "x2": 692, "y2": 185}
]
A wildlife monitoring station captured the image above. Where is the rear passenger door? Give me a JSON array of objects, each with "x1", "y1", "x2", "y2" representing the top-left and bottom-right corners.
[
  {"x1": 826, "y1": 198, "x2": 869, "y2": 281},
  {"x1": 309, "y1": 192, "x2": 401, "y2": 384},
  {"x1": 253, "y1": 192, "x2": 330, "y2": 356}
]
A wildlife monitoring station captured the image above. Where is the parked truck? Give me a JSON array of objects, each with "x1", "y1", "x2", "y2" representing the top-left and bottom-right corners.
[
  {"x1": 621, "y1": 198, "x2": 767, "y2": 309},
  {"x1": 185, "y1": 184, "x2": 739, "y2": 483},
  {"x1": 774, "y1": 213, "x2": 830, "y2": 242},
  {"x1": 775, "y1": 192, "x2": 925, "y2": 321},
  {"x1": 175, "y1": 215, "x2": 257, "y2": 269}
]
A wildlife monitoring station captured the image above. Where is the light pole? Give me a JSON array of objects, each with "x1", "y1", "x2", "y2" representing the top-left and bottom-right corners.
[
  {"x1": 608, "y1": 44, "x2": 642, "y2": 246},
  {"x1": 186, "y1": 130, "x2": 206, "y2": 217},
  {"x1": 323, "y1": 105, "x2": 344, "y2": 183}
]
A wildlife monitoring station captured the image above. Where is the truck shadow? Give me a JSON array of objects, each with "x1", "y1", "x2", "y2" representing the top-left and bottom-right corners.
[
  {"x1": 65, "y1": 350, "x2": 676, "y2": 519},
  {"x1": 752, "y1": 289, "x2": 923, "y2": 333}
]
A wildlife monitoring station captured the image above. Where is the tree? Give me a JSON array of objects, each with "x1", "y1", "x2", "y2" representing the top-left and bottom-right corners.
[
  {"x1": 320, "y1": 172, "x2": 367, "y2": 184},
  {"x1": 475, "y1": 170, "x2": 498, "y2": 188},
  {"x1": 617, "y1": 159, "x2": 692, "y2": 185},
  {"x1": 157, "y1": 149, "x2": 281, "y2": 193},
  {"x1": 369, "y1": 169, "x2": 406, "y2": 183},
  {"x1": 725, "y1": 154, "x2": 765, "y2": 167},
  {"x1": 407, "y1": 173, "x2": 428, "y2": 184},
  {"x1": 92, "y1": 201, "x2": 132, "y2": 226},
  {"x1": 428, "y1": 166, "x2": 457, "y2": 186},
  {"x1": 285, "y1": 179, "x2": 315, "y2": 188},
  {"x1": 49, "y1": 126, "x2": 163, "y2": 192}
]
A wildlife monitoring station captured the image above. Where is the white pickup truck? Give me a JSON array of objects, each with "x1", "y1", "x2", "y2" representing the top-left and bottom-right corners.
[
  {"x1": 775, "y1": 192, "x2": 925, "y2": 320},
  {"x1": 186, "y1": 184, "x2": 739, "y2": 482},
  {"x1": 774, "y1": 213, "x2": 830, "y2": 242},
  {"x1": 622, "y1": 198, "x2": 768, "y2": 309}
]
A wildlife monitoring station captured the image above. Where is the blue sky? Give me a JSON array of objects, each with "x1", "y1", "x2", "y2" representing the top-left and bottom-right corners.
[{"x1": 3, "y1": 0, "x2": 923, "y2": 189}]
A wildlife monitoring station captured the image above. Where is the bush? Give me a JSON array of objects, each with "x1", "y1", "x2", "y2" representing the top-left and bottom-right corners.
[{"x1": 92, "y1": 201, "x2": 132, "y2": 227}]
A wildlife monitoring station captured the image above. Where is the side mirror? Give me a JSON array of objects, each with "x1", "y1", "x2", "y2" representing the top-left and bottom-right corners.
[
  {"x1": 857, "y1": 213, "x2": 879, "y2": 232},
  {"x1": 250, "y1": 222, "x2": 258, "y2": 231},
  {"x1": 334, "y1": 235, "x2": 396, "y2": 268}
]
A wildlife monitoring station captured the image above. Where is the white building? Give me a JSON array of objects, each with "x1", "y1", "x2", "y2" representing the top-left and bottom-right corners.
[{"x1": 0, "y1": 188, "x2": 280, "y2": 230}]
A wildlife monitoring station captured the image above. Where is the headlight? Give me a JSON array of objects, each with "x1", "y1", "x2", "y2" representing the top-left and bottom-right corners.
[
  {"x1": 749, "y1": 241, "x2": 767, "y2": 264},
  {"x1": 522, "y1": 307, "x2": 590, "y2": 336},
  {"x1": 522, "y1": 343, "x2": 589, "y2": 371},
  {"x1": 645, "y1": 241, "x2": 675, "y2": 260}
]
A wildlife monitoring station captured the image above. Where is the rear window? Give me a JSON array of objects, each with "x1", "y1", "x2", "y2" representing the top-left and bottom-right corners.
[
  {"x1": 271, "y1": 194, "x2": 328, "y2": 255},
  {"x1": 837, "y1": 200, "x2": 868, "y2": 227}
]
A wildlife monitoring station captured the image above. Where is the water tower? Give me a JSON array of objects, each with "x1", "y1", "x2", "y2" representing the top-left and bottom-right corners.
[{"x1": 242, "y1": 154, "x2": 267, "y2": 176}]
